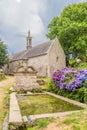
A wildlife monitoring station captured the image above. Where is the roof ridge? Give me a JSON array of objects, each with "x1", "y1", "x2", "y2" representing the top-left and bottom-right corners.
[
  {"x1": 10, "y1": 40, "x2": 53, "y2": 61},
  {"x1": 31, "y1": 40, "x2": 52, "y2": 49}
]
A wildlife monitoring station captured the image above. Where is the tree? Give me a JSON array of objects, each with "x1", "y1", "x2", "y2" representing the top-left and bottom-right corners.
[
  {"x1": 0, "y1": 40, "x2": 8, "y2": 67},
  {"x1": 47, "y1": 2, "x2": 87, "y2": 61}
]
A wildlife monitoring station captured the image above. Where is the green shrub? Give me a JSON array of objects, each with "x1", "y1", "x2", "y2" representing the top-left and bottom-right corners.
[
  {"x1": 47, "y1": 79, "x2": 87, "y2": 104},
  {"x1": 76, "y1": 62, "x2": 87, "y2": 69},
  {"x1": 84, "y1": 89, "x2": 87, "y2": 104},
  {"x1": 47, "y1": 79, "x2": 58, "y2": 94},
  {"x1": 69, "y1": 58, "x2": 77, "y2": 67}
]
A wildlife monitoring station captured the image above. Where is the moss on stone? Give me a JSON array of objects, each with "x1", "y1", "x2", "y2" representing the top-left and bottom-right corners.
[{"x1": 17, "y1": 94, "x2": 82, "y2": 116}]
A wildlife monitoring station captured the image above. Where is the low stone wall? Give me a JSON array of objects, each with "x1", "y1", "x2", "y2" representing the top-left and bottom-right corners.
[
  {"x1": 9, "y1": 93, "x2": 22, "y2": 124},
  {"x1": 46, "y1": 92, "x2": 87, "y2": 109}
]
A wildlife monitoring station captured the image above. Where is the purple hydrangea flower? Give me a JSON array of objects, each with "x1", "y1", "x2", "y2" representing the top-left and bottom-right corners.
[{"x1": 52, "y1": 68, "x2": 87, "y2": 91}]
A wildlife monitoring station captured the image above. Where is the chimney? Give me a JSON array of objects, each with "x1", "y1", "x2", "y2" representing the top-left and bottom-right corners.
[{"x1": 26, "y1": 31, "x2": 32, "y2": 50}]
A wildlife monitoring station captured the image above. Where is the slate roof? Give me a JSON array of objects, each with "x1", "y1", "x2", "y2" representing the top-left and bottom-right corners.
[{"x1": 10, "y1": 40, "x2": 52, "y2": 62}]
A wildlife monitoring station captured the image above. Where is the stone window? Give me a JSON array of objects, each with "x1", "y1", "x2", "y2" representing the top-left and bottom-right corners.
[{"x1": 56, "y1": 56, "x2": 58, "y2": 62}]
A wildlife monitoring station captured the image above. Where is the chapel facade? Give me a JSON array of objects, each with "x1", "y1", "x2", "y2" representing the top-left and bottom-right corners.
[{"x1": 4, "y1": 32, "x2": 66, "y2": 77}]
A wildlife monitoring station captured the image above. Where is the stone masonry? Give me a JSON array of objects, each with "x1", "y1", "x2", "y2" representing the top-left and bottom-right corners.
[
  {"x1": 14, "y1": 66, "x2": 39, "y2": 91},
  {"x1": 4, "y1": 32, "x2": 66, "y2": 77}
]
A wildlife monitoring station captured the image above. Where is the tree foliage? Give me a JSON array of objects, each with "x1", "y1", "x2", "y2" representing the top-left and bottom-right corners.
[
  {"x1": 47, "y1": 2, "x2": 87, "y2": 61},
  {"x1": 0, "y1": 40, "x2": 8, "y2": 67}
]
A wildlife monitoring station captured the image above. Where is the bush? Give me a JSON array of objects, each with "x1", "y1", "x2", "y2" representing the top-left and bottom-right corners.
[
  {"x1": 76, "y1": 62, "x2": 87, "y2": 69},
  {"x1": 52, "y1": 68, "x2": 87, "y2": 91},
  {"x1": 48, "y1": 79, "x2": 87, "y2": 103},
  {"x1": 69, "y1": 58, "x2": 77, "y2": 67},
  {"x1": 47, "y1": 79, "x2": 58, "y2": 94},
  {"x1": 47, "y1": 68, "x2": 87, "y2": 103}
]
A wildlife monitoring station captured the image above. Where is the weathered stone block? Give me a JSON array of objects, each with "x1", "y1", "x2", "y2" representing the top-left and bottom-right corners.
[{"x1": 14, "y1": 66, "x2": 39, "y2": 91}]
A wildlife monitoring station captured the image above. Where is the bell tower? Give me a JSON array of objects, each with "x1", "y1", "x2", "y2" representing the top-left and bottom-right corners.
[{"x1": 26, "y1": 31, "x2": 32, "y2": 50}]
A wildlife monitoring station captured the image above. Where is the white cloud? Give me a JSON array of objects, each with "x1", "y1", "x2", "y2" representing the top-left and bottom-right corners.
[
  {"x1": 79, "y1": 0, "x2": 87, "y2": 2},
  {"x1": 16, "y1": 0, "x2": 21, "y2": 3},
  {"x1": 0, "y1": 0, "x2": 47, "y2": 45}
]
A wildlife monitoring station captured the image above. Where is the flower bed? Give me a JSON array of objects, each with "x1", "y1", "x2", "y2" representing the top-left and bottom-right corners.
[
  {"x1": 48, "y1": 68, "x2": 87, "y2": 103},
  {"x1": 52, "y1": 68, "x2": 87, "y2": 91}
]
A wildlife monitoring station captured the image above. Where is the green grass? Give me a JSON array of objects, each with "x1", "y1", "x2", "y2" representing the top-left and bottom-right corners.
[
  {"x1": 72, "y1": 125, "x2": 81, "y2": 130},
  {"x1": 61, "y1": 110, "x2": 87, "y2": 130},
  {"x1": 37, "y1": 77, "x2": 50, "y2": 82},
  {"x1": 63, "y1": 118, "x2": 79, "y2": 125},
  {"x1": 26, "y1": 118, "x2": 55, "y2": 130},
  {"x1": 37, "y1": 77, "x2": 51, "y2": 89},
  {"x1": 27, "y1": 128, "x2": 37, "y2": 130},
  {"x1": 37, "y1": 119, "x2": 48, "y2": 128}
]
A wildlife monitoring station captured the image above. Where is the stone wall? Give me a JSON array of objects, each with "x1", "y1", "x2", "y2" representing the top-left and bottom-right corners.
[
  {"x1": 27, "y1": 39, "x2": 66, "y2": 77},
  {"x1": 4, "y1": 39, "x2": 66, "y2": 78},
  {"x1": 48, "y1": 38, "x2": 66, "y2": 76},
  {"x1": 3, "y1": 60, "x2": 23, "y2": 75},
  {"x1": 28, "y1": 55, "x2": 49, "y2": 77}
]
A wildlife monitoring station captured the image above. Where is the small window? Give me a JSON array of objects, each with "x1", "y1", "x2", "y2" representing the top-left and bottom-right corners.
[{"x1": 56, "y1": 56, "x2": 58, "y2": 62}]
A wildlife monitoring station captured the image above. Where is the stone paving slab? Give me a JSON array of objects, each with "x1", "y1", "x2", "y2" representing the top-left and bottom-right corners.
[{"x1": 9, "y1": 93, "x2": 22, "y2": 123}]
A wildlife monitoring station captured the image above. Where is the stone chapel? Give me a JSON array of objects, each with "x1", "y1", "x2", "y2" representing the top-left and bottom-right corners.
[{"x1": 4, "y1": 32, "x2": 66, "y2": 77}]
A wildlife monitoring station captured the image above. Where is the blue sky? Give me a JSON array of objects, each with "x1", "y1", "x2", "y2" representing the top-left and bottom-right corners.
[{"x1": 0, "y1": 0, "x2": 87, "y2": 54}]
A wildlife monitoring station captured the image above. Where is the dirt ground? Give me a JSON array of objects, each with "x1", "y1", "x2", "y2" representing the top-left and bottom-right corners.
[
  {"x1": 44, "y1": 123, "x2": 71, "y2": 130},
  {"x1": 0, "y1": 76, "x2": 13, "y2": 129},
  {"x1": 0, "y1": 77, "x2": 13, "y2": 114},
  {"x1": 44, "y1": 117, "x2": 71, "y2": 130}
]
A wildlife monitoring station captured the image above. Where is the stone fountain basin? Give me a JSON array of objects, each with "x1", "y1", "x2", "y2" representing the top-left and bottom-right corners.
[{"x1": 9, "y1": 92, "x2": 87, "y2": 125}]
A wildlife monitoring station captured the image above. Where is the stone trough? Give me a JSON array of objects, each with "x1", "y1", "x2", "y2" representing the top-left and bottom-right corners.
[{"x1": 9, "y1": 92, "x2": 87, "y2": 127}]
